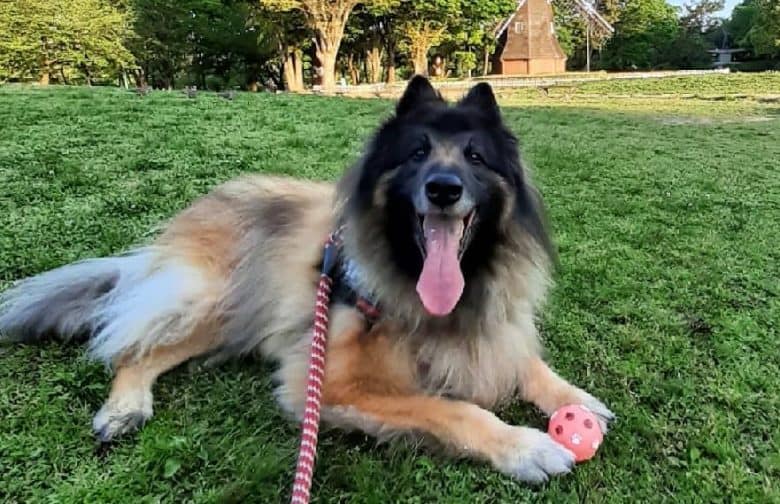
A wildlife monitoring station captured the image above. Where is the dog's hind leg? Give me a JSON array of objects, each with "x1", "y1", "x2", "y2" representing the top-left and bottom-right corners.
[{"x1": 93, "y1": 321, "x2": 222, "y2": 442}]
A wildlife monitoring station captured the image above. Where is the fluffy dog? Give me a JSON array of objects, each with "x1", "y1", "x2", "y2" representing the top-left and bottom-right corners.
[{"x1": 0, "y1": 76, "x2": 613, "y2": 483}]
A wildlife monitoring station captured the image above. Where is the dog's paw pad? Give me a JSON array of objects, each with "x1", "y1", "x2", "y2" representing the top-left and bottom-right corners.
[{"x1": 496, "y1": 427, "x2": 575, "y2": 483}]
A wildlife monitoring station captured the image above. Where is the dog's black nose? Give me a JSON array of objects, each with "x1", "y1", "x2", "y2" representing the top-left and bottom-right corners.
[{"x1": 425, "y1": 173, "x2": 463, "y2": 207}]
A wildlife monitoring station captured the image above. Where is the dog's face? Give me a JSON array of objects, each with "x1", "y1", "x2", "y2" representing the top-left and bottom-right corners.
[{"x1": 348, "y1": 77, "x2": 550, "y2": 318}]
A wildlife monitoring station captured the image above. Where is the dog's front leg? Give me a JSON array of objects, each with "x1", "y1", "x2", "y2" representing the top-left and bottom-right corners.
[
  {"x1": 519, "y1": 357, "x2": 615, "y2": 432},
  {"x1": 285, "y1": 309, "x2": 576, "y2": 483}
]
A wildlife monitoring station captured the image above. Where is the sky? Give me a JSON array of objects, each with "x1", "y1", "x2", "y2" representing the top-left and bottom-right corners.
[{"x1": 667, "y1": 0, "x2": 741, "y2": 18}]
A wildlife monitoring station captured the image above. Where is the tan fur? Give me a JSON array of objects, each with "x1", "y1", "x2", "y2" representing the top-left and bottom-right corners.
[
  {"x1": 94, "y1": 319, "x2": 222, "y2": 438},
  {"x1": 155, "y1": 196, "x2": 243, "y2": 275}
]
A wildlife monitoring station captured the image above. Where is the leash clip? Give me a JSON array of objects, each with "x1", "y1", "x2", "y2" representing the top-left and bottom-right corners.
[{"x1": 321, "y1": 226, "x2": 344, "y2": 276}]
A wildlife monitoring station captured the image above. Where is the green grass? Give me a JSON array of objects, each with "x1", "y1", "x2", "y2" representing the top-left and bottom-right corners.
[
  {"x1": 572, "y1": 72, "x2": 780, "y2": 95},
  {"x1": 1, "y1": 74, "x2": 779, "y2": 502}
]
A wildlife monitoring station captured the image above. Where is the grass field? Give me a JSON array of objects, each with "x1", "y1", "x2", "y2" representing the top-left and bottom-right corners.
[{"x1": 1, "y1": 73, "x2": 779, "y2": 503}]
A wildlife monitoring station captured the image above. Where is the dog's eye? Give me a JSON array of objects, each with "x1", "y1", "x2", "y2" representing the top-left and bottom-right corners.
[
  {"x1": 467, "y1": 150, "x2": 484, "y2": 165},
  {"x1": 412, "y1": 147, "x2": 428, "y2": 162}
]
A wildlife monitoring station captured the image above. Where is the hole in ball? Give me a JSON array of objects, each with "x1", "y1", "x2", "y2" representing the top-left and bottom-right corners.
[
  {"x1": 565, "y1": 412, "x2": 575, "y2": 421},
  {"x1": 555, "y1": 425, "x2": 563, "y2": 435},
  {"x1": 584, "y1": 419, "x2": 593, "y2": 429}
]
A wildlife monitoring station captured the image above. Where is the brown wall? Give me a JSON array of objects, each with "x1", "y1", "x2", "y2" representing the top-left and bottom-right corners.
[
  {"x1": 499, "y1": 58, "x2": 566, "y2": 75},
  {"x1": 497, "y1": 59, "x2": 529, "y2": 75}
]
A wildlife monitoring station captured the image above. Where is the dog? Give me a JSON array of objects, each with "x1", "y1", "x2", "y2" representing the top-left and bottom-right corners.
[{"x1": 0, "y1": 76, "x2": 613, "y2": 483}]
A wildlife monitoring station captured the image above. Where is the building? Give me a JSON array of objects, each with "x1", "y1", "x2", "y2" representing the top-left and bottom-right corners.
[{"x1": 493, "y1": 0, "x2": 614, "y2": 75}]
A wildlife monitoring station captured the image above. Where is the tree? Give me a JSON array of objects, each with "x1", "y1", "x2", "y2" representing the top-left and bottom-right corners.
[
  {"x1": 237, "y1": 6, "x2": 310, "y2": 91},
  {"x1": 341, "y1": 6, "x2": 384, "y2": 84},
  {"x1": 128, "y1": 0, "x2": 198, "y2": 88},
  {"x1": 668, "y1": 0, "x2": 725, "y2": 69},
  {"x1": 127, "y1": 0, "x2": 288, "y2": 91},
  {"x1": 744, "y1": 0, "x2": 780, "y2": 56},
  {"x1": 554, "y1": 0, "x2": 620, "y2": 69},
  {"x1": 394, "y1": 0, "x2": 515, "y2": 76},
  {"x1": 727, "y1": 0, "x2": 760, "y2": 49},
  {"x1": 258, "y1": 0, "x2": 397, "y2": 92},
  {"x1": 0, "y1": 0, "x2": 134, "y2": 84},
  {"x1": 721, "y1": 0, "x2": 779, "y2": 65},
  {"x1": 600, "y1": 0, "x2": 680, "y2": 69},
  {"x1": 454, "y1": 0, "x2": 515, "y2": 76},
  {"x1": 188, "y1": 1, "x2": 280, "y2": 90},
  {"x1": 680, "y1": 0, "x2": 725, "y2": 33}
]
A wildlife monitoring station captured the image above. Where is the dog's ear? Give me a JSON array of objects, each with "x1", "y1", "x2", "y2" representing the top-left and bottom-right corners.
[
  {"x1": 460, "y1": 83, "x2": 500, "y2": 121},
  {"x1": 397, "y1": 75, "x2": 442, "y2": 116}
]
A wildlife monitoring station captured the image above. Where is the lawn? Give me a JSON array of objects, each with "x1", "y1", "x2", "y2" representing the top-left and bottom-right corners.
[{"x1": 1, "y1": 74, "x2": 779, "y2": 503}]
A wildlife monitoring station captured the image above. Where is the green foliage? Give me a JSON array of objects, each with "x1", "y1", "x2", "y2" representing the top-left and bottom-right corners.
[
  {"x1": 129, "y1": 0, "x2": 282, "y2": 90},
  {"x1": 394, "y1": 0, "x2": 514, "y2": 75},
  {"x1": 679, "y1": 0, "x2": 725, "y2": 33},
  {"x1": 742, "y1": 0, "x2": 780, "y2": 56},
  {"x1": 1, "y1": 76, "x2": 779, "y2": 501},
  {"x1": 554, "y1": 0, "x2": 622, "y2": 65},
  {"x1": 721, "y1": 0, "x2": 780, "y2": 66},
  {"x1": 452, "y1": 50, "x2": 477, "y2": 77},
  {"x1": 0, "y1": 0, "x2": 134, "y2": 84},
  {"x1": 566, "y1": 71, "x2": 780, "y2": 94},
  {"x1": 1, "y1": 0, "x2": 776, "y2": 85},
  {"x1": 727, "y1": 0, "x2": 761, "y2": 49},
  {"x1": 600, "y1": 0, "x2": 681, "y2": 69}
]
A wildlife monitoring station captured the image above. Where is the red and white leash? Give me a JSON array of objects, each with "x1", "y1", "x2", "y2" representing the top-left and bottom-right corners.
[{"x1": 290, "y1": 232, "x2": 340, "y2": 504}]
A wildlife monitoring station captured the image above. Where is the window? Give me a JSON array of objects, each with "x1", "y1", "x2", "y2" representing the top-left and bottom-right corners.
[
  {"x1": 514, "y1": 21, "x2": 525, "y2": 33},
  {"x1": 549, "y1": 22, "x2": 555, "y2": 34}
]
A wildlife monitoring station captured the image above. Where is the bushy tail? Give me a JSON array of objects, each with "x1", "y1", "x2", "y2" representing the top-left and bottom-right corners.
[{"x1": 0, "y1": 248, "x2": 211, "y2": 363}]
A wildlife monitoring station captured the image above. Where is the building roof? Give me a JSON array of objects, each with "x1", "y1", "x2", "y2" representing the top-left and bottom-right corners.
[
  {"x1": 495, "y1": 0, "x2": 614, "y2": 40},
  {"x1": 499, "y1": 0, "x2": 566, "y2": 60}
]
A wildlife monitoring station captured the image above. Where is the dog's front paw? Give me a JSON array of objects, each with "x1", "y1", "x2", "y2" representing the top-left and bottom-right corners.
[
  {"x1": 92, "y1": 392, "x2": 152, "y2": 443},
  {"x1": 492, "y1": 426, "x2": 575, "y2": 484},
  {"x1": 574, "y1": 393, "x2": 615, "y2": 433}
]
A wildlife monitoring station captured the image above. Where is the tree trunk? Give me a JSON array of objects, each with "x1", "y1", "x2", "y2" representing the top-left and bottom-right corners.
[
  {"x1": 347, "y1": 53, "x2": 359, "y2": 85},
  {"x1": 282, "y1": 47, "x2": 304, "y2": 92},
  {"x1": 39, "y1": 37, "x2": 51, "y2": 85},
  {"x1": 384, "y1": 45, "x2": 397, "y2": 83},
  {"x1": 133, "y1": 68, "x2": 147, "y2": 88},
  {"x1": 283, "y1": 54, "x2": 297, "y2": 91},
  {"x1": 404, "y1": 21, "x2": 445, "y2": 77},
  {"x1": 293, "y1": 48, "x2": 303, "y2": 88},
  {"x1": 483, "y1": 46, "x2": 490, "y2": 76},
  {"x1": 310, "y1": 5, "x2": 353, "y2": 94},
  {"x1": 411, "y1": 42, "x2": 429, "y2": 76},
  {"x1": 366, "y1": 46, "x2": 382, "y2": 83},
  {"x1": 314, "y1": 41, "x2": 338, "y2": 92}
]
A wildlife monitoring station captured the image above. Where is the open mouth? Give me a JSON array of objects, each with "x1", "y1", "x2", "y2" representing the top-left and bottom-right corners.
[
  {"x1": 415, "y1": 209, "x2": 477, "y2": 260},
  {"x1": 413, "y1": 209, "x2": 477, "y2": 317}
]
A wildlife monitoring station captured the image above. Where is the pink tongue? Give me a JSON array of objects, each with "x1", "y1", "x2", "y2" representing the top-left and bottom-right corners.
[{"x1": 416, "y1": 215, "x2": 465, "y2": 316}]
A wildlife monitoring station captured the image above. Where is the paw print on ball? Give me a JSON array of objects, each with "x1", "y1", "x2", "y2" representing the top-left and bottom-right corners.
[{"x1": 548, "y1": 404, "x2": 604, "y2": 462}]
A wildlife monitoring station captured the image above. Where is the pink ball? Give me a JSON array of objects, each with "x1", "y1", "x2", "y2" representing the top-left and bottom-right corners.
[{"x1": 548, "y1": 404, "x2": 604, "y2": 462}]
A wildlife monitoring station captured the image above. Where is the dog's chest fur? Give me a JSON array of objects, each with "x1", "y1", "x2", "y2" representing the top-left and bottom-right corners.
[
  {"x1": 368, "y1": 314, "x2": 540, "y2": 408},
  {"x1": 337, "y1": 233, "x2": 547, "y2": 408}
]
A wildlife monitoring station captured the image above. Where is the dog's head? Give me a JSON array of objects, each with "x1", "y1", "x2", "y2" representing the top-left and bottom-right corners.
[{"x1": 342, "y1": 76, "x2": 551, "y2": 318}]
